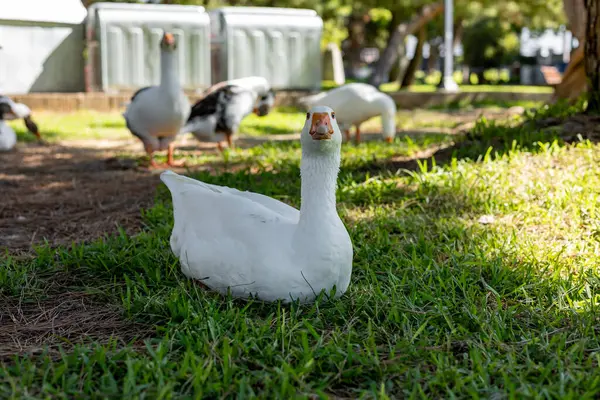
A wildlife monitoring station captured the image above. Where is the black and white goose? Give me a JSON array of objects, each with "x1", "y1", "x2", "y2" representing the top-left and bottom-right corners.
[
  {"x1": 181, "y1": 84, "x2": 275, "y2": 151},
  {"x1": 0, "y1": 96, "x2": 41, "y2": 151},
  {"x1": 123, "y1": 32, "x2": 190, "y2": 168},
  {"x1": 201, "y1": 76, "x2": 275, "y2": 116}
]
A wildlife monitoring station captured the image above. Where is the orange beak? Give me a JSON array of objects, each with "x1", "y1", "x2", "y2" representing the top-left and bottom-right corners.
[
  {"x1": 309, "y1": 112, "x2": 334, "y2": 140},
  {"x1": 162, "y1": 32, "x2": 174, "y2": 45},
  {"x1": 385, "y1": 137, "x2": 393, "y2": 143}
]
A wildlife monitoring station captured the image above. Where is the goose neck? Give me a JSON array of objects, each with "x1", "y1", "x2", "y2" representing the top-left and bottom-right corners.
[
  {"x1": 159, "y1": 50, "x2": 179, "y2": 95},
  {"x1": 298, "y1": 151, "x2": 341, "y2": 227}
]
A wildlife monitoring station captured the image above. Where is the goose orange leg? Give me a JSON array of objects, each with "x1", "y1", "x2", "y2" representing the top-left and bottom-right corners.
[
  {"x1": 344, "y1": 129, "x2": 351, "y2": 142},
  {"x1": 167, "y1": 142, "x2": 186, "y2": 167},
  {"x1": 355, "y1": 125, "x2": 361, "y2": 144},
  {"x1": 143, "y1": 143, "x2": 160, "y2": 169}
]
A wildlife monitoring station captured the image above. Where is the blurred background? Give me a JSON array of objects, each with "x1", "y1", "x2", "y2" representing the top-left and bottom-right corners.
[{"x1": 1, "y1": 0, "x2": 581, "y2": 99}]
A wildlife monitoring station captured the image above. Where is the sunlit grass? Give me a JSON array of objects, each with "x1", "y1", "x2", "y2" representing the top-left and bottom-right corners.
[
  {"x1": 9, "y1": 110, "x2": 130, "y2": 143},
  {"x1": 400, "y1": 84, "x2": 553, "y2": 93}
]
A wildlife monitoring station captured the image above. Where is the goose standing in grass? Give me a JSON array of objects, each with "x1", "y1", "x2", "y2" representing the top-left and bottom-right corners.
[
  {"x1": 298, "y1": 82, "x2": 397, "y2": 144},
  {"x1": 181, "y1": 84, "x2": 275, "y2": 151},
  {"x1": 0, "y1": 95, "x2": 42, "y2": 145},
  {"x1": 123, "y1": 32, "x2": 190, "y2": 168},
  {"x1": 161, "y1": 105, "x2": 353, "y2": 303}
]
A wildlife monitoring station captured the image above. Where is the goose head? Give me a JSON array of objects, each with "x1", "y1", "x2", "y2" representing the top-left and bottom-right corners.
[
  {"x1": 301, "y1": 106, "x2": 342, "y2": 154},
  {"x1": 254, "y1": 89, "x2": 275, "y2": 117},
  {"x1": 160, "y1": 32, "x2": 177, "y2": 52}
]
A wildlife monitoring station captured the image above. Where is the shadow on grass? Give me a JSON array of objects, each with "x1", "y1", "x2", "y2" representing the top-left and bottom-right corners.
[
  {"x1": 352, "y1": 99, "x2": 599, "y2": 176},
  {"x1": 428, "y1": 98, "x2": 542, "y2": 111}
]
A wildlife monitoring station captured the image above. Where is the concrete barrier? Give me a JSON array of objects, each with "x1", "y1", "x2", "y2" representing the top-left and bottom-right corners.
[{"x1": 7, "y1": 90, "x2": 552, "y2": 112}]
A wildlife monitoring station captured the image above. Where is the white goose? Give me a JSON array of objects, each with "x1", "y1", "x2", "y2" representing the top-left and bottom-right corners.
[
  {"x1": 123, "y1": 32, "x2": 190, "y2": 168},
  {"x1": 202, "y1": 76, "x2": 275, "y2": 117},
  {"x1": 298, "y1": 82, "x2": 397, "y2": 144},
  {"x1": 0, "y1": 95, "x2": 42, "y2": 146},
  {"x1": 161, "y1": 106, "x2": 353, "y2": 303},
  {"x1": 181, "y1": 84, "x2": 275, "y2": 151}
]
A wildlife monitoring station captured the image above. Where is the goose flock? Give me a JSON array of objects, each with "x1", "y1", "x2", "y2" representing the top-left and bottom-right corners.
[{"x1": 2, "y1": 31, "x2": 402, "y2": 303}]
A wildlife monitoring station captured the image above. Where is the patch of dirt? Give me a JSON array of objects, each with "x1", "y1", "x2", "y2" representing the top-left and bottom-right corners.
[
  {"x1": 0, "y1": 291, "x2": 152, "y2": 361},
  {"x1": 533, "y1": 113, "x2": 600, "y2": 142},
  {"x1": 0, "y1": 141, "x2": 164, "y2": 252},
  {"x1": 0, "y1": 136, "x2": 261, "y2": 252}
]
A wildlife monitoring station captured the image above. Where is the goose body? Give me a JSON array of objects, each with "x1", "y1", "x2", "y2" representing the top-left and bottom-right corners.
[
  {"x1": 0, "y1": 96, "x2": 41, "y2": 142},
  {"x1": 203, "y1": 76, "x2": 271, "y2": 97},
  {"x1": 0, "y1": 121, "x2": 17, "y2": 151},
  {"x1": 298, "y1": 83, "x2": 397, "y2": 143},
  {"x1": 123, "y1": 32, "x2": 190, "y2": 167},
  {"x1": 161, "y1": 106, "x2": 353, "y2": 303},
  {"x1": 203, "y1": 76, "x2": 276, "y2": 117},
  {"x1": 182, "y1": 84, "x2": 273, "y2": 150}
]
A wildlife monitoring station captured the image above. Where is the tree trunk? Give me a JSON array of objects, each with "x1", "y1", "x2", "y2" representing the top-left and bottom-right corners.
[
  {"x1": 553, "y1": 0, "x2": 587, "y2": 102},
  {"x1": 346, "y1": 13, "x2": 368, "y2": 79},
  {"x1": 476, "y1": 69, "x2": 487, "y2": 84},
  {"x1": 553, "y1": 46, "x2": 587, "y2": 101},
  {"x1": 453, "y1": 19, "x2": 464, "y2": 48},
  {"x1": 427, "y1": 42, "x2": 441, "y2": 73},
  {"x1": 585, "y1": 0, "x2": 600, "y2": 113},
  {"x1": 368, "y1": 2, "x2": 444, "y2": 87},
  {"x1": 389, "y1": 43, "x2": 408, "y2": 82},
  {"x1": 400, "y1": 27, "x2": 427, "y2": 88}
]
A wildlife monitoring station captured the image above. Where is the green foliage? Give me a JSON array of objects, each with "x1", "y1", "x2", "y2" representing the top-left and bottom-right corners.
[
  {"x1": 365, "y1": 8, "x2": 393, "y2": 49},
  {"x1": 463, "y1": 18, "x2": 520, "y2": 68}
]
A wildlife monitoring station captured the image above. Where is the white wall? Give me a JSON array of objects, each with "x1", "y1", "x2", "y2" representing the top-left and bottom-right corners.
[{"x1": 0, "y1": 0, "x2": 86, "y2": 94}]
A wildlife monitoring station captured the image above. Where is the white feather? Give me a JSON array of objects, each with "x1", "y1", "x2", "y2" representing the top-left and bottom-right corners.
[{"x1": 0, "y1": 121, "x2": 17, "y2": 151}]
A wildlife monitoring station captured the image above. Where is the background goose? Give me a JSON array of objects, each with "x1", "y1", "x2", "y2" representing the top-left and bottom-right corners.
[
  {"x1": 298, "y1": 82, "x2": 397, "y2": 144},
  {"x1": 0, "y1": 121, "x2": 17, "y2": 151},
  {"x1": 181, "y1": 84, "x2": 274, "y2": 151},
  {"x1": 202, "y1": 76, "x2": 275, "y2": 116},
  {"x1": 161, "y1": 105, "x2": 353, "y2": 303},
  {"x1": 0, "y1": 95, "x2": 41, "y2": 142},
  {"x1": 123, "y1": 32, "x2": 190, "y2": 168}
]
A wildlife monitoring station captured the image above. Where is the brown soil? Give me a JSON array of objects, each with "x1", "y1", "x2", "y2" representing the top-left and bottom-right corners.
[{"x1": 0, "y1": 140, "x2": 166, "y2": 252}]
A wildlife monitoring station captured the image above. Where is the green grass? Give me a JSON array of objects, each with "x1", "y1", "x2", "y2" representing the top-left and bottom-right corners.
[
  {"x1": 3, "y1": 100, "x2": 600, "y2": 397},
  {"x1": 10, "y1": 100, "x2": 538, "y2": 145},
  {"x1": 399, "y1": 84, "x2": 553, "y2": 94},
  {"x1": 10, "y1": 110, "x2": 131, "y2": 142}
]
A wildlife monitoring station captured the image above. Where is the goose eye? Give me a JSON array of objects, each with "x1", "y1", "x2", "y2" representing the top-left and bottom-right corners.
[
  {"x1": 306, "y1": 112, "x2": 310, "y2": 120},
  {"x1": 331, "y1": 112, "x2": 335, "y2": 119}
]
